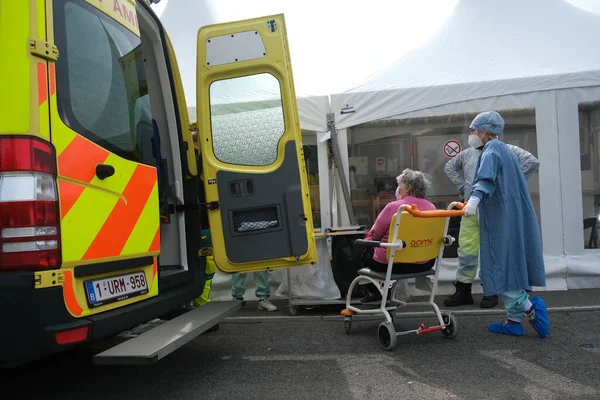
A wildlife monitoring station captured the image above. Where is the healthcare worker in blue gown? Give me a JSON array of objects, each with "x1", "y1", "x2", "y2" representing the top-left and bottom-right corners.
[{"x1": 463, "y1": 111, "x2": 550, "y2": 338}]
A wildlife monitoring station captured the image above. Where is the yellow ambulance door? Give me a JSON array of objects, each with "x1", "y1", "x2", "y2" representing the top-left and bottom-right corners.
[
  {"x1": 196, "y1": 15, "x2": 317, "y2": 273},
  {"x1": 48, "y1": 0, "x2": 160, "y2": 317}
]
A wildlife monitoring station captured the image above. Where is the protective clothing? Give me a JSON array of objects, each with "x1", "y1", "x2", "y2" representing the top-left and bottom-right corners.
[
  {"x1": 193, "y1": 256, "x2": 216, "y2": 306},
  {"x1": 530, "y1": 296, "x2": 550, "y2": 338},
  {"x1": 499, "y1": 290, "x2": 529, "y2": 319},
  {"x1": 445, "y1": 145, "x2": 540, "y2": 288},
  {"x1": 193, "y1": 229, "x2": 216, "y2": 307},
  {"x1": 488, "y1": 321, "x2": 525, "y2": 336},
  {"x1": 443, "y1": 281, "x2": 474, "y2": 306},
  {"x1": 470, "y1": 139, "x2": 546, "y2": 296},
  {"x1": 455, "y1": 215, "x2": 479, "y2": 283},
  {"x1": 394, "y1": 186, "x2": 402, "y2": 200},
  {"x1": 232, "y1": 270, "x2": 272, "y2": 300},
  {"x1": 445, "y1": 146, "x2": 540, "y2": 201},
  {"x1": 469, "y1": 111, "x2": 505, "y2": 135},
  {"x1": 468, "y1": 134, "x2": 484, "y2": 149},
  {"x1": 464, "y1": 199, "x2": 479, "y2": 216}
]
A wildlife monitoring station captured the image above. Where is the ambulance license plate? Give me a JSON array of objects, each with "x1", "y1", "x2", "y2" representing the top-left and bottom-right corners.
[{"x1": 85, "y1": 271, "x2": 148, "y2": 308}]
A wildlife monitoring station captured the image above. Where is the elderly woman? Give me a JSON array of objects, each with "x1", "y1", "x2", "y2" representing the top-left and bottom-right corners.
[{"x1": 361, "y1": 169, "x2": 437, "y2": 303}]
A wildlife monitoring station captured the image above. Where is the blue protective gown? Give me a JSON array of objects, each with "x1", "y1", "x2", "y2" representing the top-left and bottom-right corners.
[{"x1": 470, "y1": 140, "x2": 546, "y2": 296}]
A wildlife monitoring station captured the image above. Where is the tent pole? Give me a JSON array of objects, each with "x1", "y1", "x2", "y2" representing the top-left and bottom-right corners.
[{"x1": 327, "y1": 113, "x2": 357, "y2": 225}]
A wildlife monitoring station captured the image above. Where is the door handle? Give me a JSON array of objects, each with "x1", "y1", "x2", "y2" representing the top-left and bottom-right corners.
[{"x1": 96, "y1": 164, "x2": 115, "y2": 180}]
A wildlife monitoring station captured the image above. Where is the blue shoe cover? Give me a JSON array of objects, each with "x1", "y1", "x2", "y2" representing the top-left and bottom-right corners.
[
  {"x1": 488, "y1": 321, "x2": 525, "y2": 336},
  {"x1": 530, "y1": 296, "x2": 550, "y2": 338}
]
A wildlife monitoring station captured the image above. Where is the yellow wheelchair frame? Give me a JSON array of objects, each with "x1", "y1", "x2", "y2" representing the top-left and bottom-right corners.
[{"x1": 341, "y1": 202, "x2": 465, "y2": 350}]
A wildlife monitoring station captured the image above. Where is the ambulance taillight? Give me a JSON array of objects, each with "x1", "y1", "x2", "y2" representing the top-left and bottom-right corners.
[{"x1": 0, "y1": 137, "x2": 61, "y2": 271}]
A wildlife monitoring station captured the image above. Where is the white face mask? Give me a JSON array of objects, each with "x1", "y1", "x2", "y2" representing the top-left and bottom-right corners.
[
  {"x1": 395, "y1": 186, "x2": 403, "y2": 200},
  {"x1": 468, "y1": 134, "x2": 484, "y2": 149}
]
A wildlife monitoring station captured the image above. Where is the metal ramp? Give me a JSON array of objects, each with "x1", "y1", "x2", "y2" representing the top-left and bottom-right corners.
[{"x1": 93, "y1": 301, "x2": 240, "y2": 365}]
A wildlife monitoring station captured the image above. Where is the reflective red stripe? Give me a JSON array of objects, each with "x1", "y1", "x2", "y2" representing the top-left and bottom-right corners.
[
  {"x1": 83, "y1": 165, "x2": 157, "y2": 259},
  {"x1": 57, "y1": 135, "x2": 109, "y2": 182},
  {"x1": 49, "y1": 63, "x2": 56, "y2": 96},
  {"x1": 149, "y1": 227, "x2": 160, "y2": 252},
  {"x1": 58, "y1": 180, "x2": 85, "y2": 219},
  {"x1": 37, "y1": 63, "x2": 47, "y2": 105},
  {"x1": 62, "y1": 271, "x2": 83, "y2": 316}
]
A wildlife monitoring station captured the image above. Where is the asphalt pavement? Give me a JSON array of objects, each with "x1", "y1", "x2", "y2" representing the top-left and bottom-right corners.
[{"x1": 2, "y1": 309, "x2": 600, "y2": 400}]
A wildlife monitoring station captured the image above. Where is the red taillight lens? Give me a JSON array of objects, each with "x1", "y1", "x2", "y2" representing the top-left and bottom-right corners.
[
  {"x1": 0, "y1": 136, "x2": 56, "y2": 174},
  {"x1": 55, "y1": 326, "x2": 89, "y2": 345},
  {"x1": 0, "y1": 137, "x2": 60, "y2": 272}
]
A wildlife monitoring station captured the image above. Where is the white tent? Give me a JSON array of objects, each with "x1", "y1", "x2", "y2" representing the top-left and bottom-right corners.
[
  {"x1": 330, "y1": 0, "x2": 600, "y2": 292},
  {"x1": 331, "y1": 0, "x2": 600, "y2": 129}
]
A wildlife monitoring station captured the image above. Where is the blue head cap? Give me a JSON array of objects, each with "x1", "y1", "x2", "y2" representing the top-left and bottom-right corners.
[{"x1": 469, "y1": 111, "x2": 505, "y2": 135}]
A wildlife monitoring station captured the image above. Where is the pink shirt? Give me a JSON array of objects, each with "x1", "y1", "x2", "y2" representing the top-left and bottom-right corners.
[{"x1": 367, "y1": 196, "x2": 437, "y2": 264}]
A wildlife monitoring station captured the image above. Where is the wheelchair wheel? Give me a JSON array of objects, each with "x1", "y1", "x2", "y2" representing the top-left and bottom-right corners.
[
  {"x1": 344, "y1": 317, "x2": 352, "y2": 334},
  {"x1": 377, "y1": 321, "x2": 397, "y2": 350},
  {"x1": 441, "y1": 313, "x2": 459, "y2": 338}
]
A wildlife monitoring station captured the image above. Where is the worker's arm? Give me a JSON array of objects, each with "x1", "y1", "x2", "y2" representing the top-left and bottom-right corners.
[
  {"x1": 508, "y1": 144, "x2": 540, "y2": 179},
  {"x1": 444, "y1": 152, "x2": 466, "y2": 193},
  {"x1": 471, "y1": 147, "x2": 501, "y2": 201}
]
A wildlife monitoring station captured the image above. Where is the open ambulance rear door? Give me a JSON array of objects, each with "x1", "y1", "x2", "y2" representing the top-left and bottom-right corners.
[{"x1": 196, "y1": 15, "x2": 318, "y2": 273}]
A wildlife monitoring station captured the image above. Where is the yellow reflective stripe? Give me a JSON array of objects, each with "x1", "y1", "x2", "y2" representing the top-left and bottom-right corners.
[
  {"x1": 36, "y1": 0, "x2": 45, "y2": 40},
  {"x1": 0, "y1": 1, "x2": 30, "y2": 133},
  {"x1": 121, "y1": 182, "x2": 159, "y2": 256},
  {"x1": 54, "y1": 129, "x2": 77, "y2": 157},
  {"x1": 61, "y1": 153, "x2": 136, "y2": 261}
]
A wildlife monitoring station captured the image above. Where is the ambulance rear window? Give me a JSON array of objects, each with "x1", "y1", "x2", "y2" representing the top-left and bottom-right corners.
[{"x1": 53, "y1": 0, "x2": 153, "y2": 165}]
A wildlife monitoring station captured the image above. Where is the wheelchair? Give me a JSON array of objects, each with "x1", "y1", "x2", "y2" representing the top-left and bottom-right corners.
[{"x1": 341, "y1": 202, "x2": 465, "y2": 350}]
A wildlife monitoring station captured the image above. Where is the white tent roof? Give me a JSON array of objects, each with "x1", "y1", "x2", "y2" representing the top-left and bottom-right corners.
[
  {"x1": 331, "y1": 0, "x2": 600, "y2": 130},
  {"x1": 160, "y1": 0, "x2": 329, "y2": 132}
]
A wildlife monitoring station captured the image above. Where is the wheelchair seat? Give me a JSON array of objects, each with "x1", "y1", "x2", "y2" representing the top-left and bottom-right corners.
[{"x1": 357, "y1": 267, "x2": 435, "y2": 281}]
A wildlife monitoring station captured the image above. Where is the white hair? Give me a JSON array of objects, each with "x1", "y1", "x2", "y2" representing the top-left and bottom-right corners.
[{"x1": 396, "y1": 168, "x2": 431, "y2": 199}]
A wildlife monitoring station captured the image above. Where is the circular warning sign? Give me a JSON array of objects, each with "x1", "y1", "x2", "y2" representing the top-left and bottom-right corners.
[{"x1": 443, "y1": 140, "x2": 462, "y2": 158}]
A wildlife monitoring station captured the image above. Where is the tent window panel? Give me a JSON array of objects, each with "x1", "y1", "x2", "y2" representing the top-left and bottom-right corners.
[
  {"x1": 577, "y1": 102, "x2": 600, "y2": 249},
  {"x1": 347, "y1": 109, "x2": 541, "y2": 235},
  {"x1": 209, "y1": 73, "x2": 285, "y2": 167},
  {"x1": 348, "y1": 127, "x2": 411, "y2": 227}
]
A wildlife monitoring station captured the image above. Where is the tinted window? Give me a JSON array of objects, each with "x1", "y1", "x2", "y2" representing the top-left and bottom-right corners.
[{"x1": 54, "y1": 0, "x2": 152, "y2": 164}]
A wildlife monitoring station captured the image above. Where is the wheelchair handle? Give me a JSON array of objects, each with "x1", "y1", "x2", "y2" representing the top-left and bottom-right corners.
[
  {"x1": 353, "y1": 239, "x2": 382, "y2": 248},
  {"x1": 404, "y1": 202, "x2": 466, "y2": 218}
]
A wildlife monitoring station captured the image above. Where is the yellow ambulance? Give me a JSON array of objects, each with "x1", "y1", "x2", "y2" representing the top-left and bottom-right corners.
[{"x1": 0, "y1": 0, "x2": 316, "y2": 366}]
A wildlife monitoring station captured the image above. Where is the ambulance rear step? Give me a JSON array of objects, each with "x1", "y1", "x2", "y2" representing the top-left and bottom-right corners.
[{"x1": 93, "y1": 301, "x2": 240, "y2": 365}]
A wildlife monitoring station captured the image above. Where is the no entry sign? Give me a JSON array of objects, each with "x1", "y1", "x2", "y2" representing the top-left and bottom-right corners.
[{"x1": 443, "y1": 140, "x2": 462, "y2": 158}]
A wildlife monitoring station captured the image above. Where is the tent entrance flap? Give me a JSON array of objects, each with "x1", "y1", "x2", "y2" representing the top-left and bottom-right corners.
[{"x1": 327, "y1": 113, "x2": 356, "y2": 226}]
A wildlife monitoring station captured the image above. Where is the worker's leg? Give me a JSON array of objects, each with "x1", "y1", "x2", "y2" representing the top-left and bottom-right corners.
[
  {"x1": 193, "y1": 255, "x2": 216, "y2": 307},
  {"x1": 444, "y1": 215, "x2": 478, "y2": 306},
  {"x1": 456, "y1": 215, "x2": 480, "y2": 283},
  {"x1": 488, "y1": 290, "x2": 527, "y2": 336},
  {"x1": 254, "y1": 271, "x2": 278, "y2": 311},
  {"x1": 231, "y1": 272, "x2": 248, "y2": 299}
]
